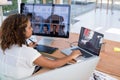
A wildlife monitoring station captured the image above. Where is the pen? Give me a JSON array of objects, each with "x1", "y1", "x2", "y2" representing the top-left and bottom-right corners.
[
  {"x1": 28, "y1": 39, "x2": 38, "y2": 46},
  {"x1": 29, "y1": 39, "x2": 36, "y2": 44}
]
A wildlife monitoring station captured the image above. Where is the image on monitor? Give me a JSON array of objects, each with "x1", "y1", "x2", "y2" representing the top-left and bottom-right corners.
[{"x1": 20, "y1": 3, "x2": 70, "y2": 38}]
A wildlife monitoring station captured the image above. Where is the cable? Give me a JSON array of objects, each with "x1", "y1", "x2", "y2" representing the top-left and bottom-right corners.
[
  {"x1": 52, "y1": 38, "x2": 78, "y2": 48},
  {"x1": 69, "y1": 41, "x2": 78, "y2": 48}
]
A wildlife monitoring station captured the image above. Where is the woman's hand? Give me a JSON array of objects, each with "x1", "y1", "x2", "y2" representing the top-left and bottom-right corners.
[
  {"x1": 28, "y1": 42, "x2": 37, "y2": 47},
  {"x1": 69, "y1": 50, "x2": 82, "y2": 59}
]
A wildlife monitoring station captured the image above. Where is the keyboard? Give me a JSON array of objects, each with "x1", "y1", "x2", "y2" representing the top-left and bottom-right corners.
[
  {"x1": 80, "y1": 50, "x2": 93, "y2": 58},
  {"x1": 72, "y1": 48, "x2": 93, "y2": 58}
]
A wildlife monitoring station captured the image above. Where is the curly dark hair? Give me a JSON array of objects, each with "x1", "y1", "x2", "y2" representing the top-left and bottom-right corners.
[{"x1": 0, "y1": 14, "x2": 29, "y2": 51}]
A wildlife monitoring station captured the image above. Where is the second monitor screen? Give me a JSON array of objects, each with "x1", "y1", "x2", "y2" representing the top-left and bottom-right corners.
[{"x1": 21, "y1": 3, "x2": 71, "y2": 38}]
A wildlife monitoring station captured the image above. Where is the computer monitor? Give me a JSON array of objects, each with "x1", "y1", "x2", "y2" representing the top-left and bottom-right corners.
[{"x1": 20, "y1": 3, "x2": 70, "y2": 39}]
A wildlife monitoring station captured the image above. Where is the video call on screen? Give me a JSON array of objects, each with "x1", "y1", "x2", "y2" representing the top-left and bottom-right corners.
[{"x1": 21, "y1": 3, "x2": 71, "y2": 38}]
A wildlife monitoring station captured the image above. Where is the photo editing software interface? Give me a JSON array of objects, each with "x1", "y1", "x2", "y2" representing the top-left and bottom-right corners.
[{"x1": 20, "y1": 3, "x2": 71, "y2": 38}]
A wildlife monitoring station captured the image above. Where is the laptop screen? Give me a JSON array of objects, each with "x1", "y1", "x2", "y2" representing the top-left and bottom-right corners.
[{"x1": 78, "y1": 27, "x2": 104, "y2": 56}]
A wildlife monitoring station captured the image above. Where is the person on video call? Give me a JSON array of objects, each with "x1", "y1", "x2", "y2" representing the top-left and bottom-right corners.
[
  {"x1": 81, "y1": 29, "x2": 101, "y2": 52},
  {"x1": 33, "y1": 24, "x2": 40, "y2": 33},
  {"x1": 42, "y1": 24, "x2": 49, "y2": 34},
  {"x1": 58, "y1": 24, "x2": 65, "y2": 36},
  {"x1": 50, "y1": 24, "x2": 59, "y2": 36},
  {"x1": 0, "y1": 14, "x2": 80, "y2": 80}
]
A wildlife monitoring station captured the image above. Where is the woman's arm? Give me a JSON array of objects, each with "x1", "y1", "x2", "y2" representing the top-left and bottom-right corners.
[{"x1": 33, "y1": 50, "x2": 81, "y2": 69}]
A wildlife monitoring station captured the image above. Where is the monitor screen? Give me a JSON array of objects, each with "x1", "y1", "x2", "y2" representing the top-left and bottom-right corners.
[{"x1": 20, "y1": 3, "x2": 70, "y2": 38}]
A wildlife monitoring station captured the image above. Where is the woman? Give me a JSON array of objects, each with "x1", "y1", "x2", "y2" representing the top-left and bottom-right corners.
[{"x1": 0, "y1": 14, "x2": 80, "y2": 80}]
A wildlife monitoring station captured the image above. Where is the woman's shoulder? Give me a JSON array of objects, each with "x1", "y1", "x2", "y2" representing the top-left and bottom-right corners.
[
  {"x1": 21, "y1": 45, "x2": 36, "y2": 51},
  {"x1": 21, "y1": 45, "x2": 41, "y2": 56}
]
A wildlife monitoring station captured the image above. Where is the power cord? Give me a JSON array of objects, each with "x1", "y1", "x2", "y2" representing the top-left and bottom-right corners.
[
  {"x1": 53, "y1": 39, "x2": 78, "y2": 48},
  {"x1": 69, "y1": 41, "x2": 78, "y2": 48}
]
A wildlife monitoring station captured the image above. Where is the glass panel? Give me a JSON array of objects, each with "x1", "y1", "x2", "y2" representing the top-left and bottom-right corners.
[
  {"x1": 2, "y1": 0, "x2": 19, "y2": 16},
  {"x1": 70, "y1": 0, "x2": 96, "y2": 24}
]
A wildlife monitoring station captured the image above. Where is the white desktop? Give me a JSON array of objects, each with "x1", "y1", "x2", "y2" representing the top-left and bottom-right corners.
[{"x1": 24, "y1": 57, "x2": 99, "y2": 80}]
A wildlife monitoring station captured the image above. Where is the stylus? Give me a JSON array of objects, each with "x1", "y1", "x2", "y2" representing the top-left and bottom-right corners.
[{"x1": 29, "y1": 39, "x2": 36, "y2": 44}]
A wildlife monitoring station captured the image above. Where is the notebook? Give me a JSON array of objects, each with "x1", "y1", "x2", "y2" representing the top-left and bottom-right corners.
[{"x1": 61, "y1": 27, "x2": 104, "y2": 62}]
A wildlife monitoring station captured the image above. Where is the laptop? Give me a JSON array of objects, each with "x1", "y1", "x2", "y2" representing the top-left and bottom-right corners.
[{"x1": 61, "y1": 27, "x2": 104, "y2": 62}]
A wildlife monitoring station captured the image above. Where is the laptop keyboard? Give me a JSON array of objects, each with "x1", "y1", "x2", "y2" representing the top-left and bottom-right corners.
[
  {"x1": 72, "y1": 48, "x2": 93, "y2": 58},
  {"x1": 80, "y1": 50, "x2": 93, "y2": 58}
]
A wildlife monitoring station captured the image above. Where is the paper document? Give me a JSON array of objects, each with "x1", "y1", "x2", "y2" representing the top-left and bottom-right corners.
[
  {"x1": 89, "y1": 70, "x2": 118, "y2": 80},
  {"x1": 114, "y1": 47, "x2": 120, "y2": 52}
]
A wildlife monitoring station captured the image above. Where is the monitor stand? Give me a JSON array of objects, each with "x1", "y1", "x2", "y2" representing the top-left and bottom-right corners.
[{"x1": 38, "y1": 37, "x2": 55, "y2": 46}]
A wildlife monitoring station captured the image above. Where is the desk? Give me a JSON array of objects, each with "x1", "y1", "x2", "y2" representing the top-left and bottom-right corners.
[{"x1": 35, "y1": 33, "x2": 120, "y2": 79}]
